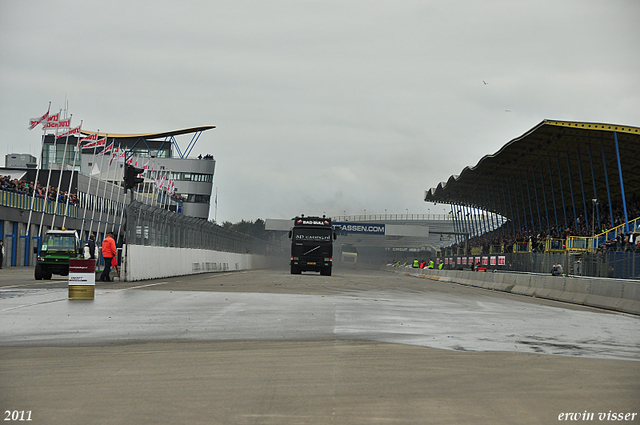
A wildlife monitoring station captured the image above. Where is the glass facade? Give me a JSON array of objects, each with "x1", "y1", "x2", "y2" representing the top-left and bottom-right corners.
[
  {"x1": 43, "y1": 139, "x2": 81, "y2": 171},
  {"x1": 130, "y1": 147, "x2": 171, "y2": 158}
]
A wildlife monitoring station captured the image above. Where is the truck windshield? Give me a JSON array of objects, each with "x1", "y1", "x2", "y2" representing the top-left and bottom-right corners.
[
  {"x1": 292, "y1": 229, "x2": 332, "y2": 256},
  {"x1": 41, "y1": 236, "x2": 76, "y2": 252},
  {"x1": 293, "y1": 229, "x2": 332, "y2": 242}
]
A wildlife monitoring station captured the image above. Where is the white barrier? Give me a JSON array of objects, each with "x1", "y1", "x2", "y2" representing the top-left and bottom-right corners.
[
  {"x1": 124, "y1": 245, "x2": 270, "y2": 281},
  {"x1": 387, "y1": 265, "x2": 640, "y2": 316}
]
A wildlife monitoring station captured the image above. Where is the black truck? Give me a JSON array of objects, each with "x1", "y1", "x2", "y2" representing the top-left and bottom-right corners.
[{"x1": 288, "y1": 215, "x2": 337, "y2": 276}]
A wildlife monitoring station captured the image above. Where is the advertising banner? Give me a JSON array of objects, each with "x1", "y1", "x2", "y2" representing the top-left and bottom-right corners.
[{"x1": 334, "y1": 222, "x2": 385, "y2": 235}]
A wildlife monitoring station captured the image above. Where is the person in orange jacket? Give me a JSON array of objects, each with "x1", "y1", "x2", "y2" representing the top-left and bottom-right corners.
[{"x1": 100, "y1": 231, "x2": 117, "y2": 282}]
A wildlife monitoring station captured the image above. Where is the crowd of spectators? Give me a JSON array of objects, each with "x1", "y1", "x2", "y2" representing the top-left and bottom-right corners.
[
  {"x1": 448, "y1": 197, "x2": 640, "y2": 254},
  {"x1": 2, "y1": 174, "x2": 185, "y2": 207},
  {"x1": 1, "y1": 174, "x2": 78, "y2": 206}
]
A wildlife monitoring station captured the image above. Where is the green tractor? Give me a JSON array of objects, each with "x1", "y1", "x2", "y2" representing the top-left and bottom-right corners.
[{"x1": 34, "y1": 229, "x2": 83, "y2": 280}]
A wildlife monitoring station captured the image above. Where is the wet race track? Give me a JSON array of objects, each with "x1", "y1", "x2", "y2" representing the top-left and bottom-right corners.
[
  {"x1": 1, "y1": 267, "x2": 638, "y2": 360},
  {"x1": 1, "y1": 266, "x2": 639, "y2": 424}
]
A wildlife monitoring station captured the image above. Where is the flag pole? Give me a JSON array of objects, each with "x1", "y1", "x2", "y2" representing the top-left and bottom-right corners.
[
  {"x1": 168, "y1": 169, "x2": 174, "y2": 211},
  {"x1": 111, "y1": 151, "x2": 128, "y2": 235},
  {"x1": 151, "y1": 162, "x2": 159, "y2": 207},
  {"x1": 26, "y1": 102, "x2": 51, "y2": 242},
  {"x1": 79, "y1": 130, "x2": 100, "y2": 239},
  {"x1": 62, "y1": 119, "x2": 82, "y2": 228},
  {"x1": 97, "y1": 140, "x2": 118, "y2": 241},
  {"x1": 103, "y1": 141, "x2": 124, "y2": 236},
  {"x1": 155, "y1": 166, "x2": 162, "y2": 208},
  {"x1": 38, "y1": 110, "x2": 62, "y2": 237},
  {"x1": 51, "y1": 115, "x2": 75, "y2": 230},
  {"x1": 160, "y1": 170, "x2": 167, "y2": 209},
  {"x1": 89, "y1": 135, "x2": 110, "y2": 239}
]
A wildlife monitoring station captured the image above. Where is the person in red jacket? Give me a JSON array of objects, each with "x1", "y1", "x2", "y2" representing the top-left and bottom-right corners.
[{"x1": 100, "y1": 231, "x2": 117, "y2": 282}]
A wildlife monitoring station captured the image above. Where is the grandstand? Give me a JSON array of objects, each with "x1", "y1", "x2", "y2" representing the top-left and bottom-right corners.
[{"x1": 424, "y1": 119, "x2": 640, "y2": 278}]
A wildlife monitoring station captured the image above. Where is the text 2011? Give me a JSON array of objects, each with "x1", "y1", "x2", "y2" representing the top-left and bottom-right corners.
[{"x1": 4, "y1": 411, "x2": 32, "y2": 421}]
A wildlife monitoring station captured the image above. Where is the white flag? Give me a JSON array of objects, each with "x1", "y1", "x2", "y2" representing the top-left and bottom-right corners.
[{"x1": 28, "y1": 107, "x2": 50, "y2": 130}]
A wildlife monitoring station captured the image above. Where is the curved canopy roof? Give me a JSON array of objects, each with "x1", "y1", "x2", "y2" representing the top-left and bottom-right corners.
[
  {"x1": 80, "y1": 125, "x2": 215, "y2": 140},
  {"x1": 424, "y1": 119, "x2": 640, "y2": 228}
]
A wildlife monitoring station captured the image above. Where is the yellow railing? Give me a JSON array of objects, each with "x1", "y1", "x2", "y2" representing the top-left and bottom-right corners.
[
  {"x1": 489, "y1": 245, "x2": 503, "y2": 254},
  {"x1": 594, "y1": 217, "x2": 639, "y2": 246},
  {"x1": 545, "y1": 238, "x2": 565, "y2": 253},
  {"x1": 0, "y1": 189, "x2": 78, "y2": 218},
  {"x1": 566, "y1": 236, "x2": 592, "y2": 252},
  {"x1": 513, "y1": 241, "x2": 532, "y2": 253}
]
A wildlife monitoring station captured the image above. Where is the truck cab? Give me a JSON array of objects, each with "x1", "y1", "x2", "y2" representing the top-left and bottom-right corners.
[
  {"x1": 289, "y1": 216, "x2": 336, "y2": 276},
  {"x1": 34, "y1": 229, "x2": 82, "y2": 280}
]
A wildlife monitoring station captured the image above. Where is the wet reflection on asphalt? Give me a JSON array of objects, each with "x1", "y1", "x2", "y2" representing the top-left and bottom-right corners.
[{"x1": 0, "y1": 287, "x2": 638, "y2": 361}]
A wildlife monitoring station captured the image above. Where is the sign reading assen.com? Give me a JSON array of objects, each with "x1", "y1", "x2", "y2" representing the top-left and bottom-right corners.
[
  {"x1": 334, "y1": 222, "x2": 429, "y2": 237},
  {"x1": 334, "y1": 222, "x2": 386, "y2": 235}
]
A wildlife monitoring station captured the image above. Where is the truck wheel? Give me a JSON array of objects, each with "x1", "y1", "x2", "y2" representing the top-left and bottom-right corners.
[
  {"x1": 35, "y1": 264, "x2": 43, "y2": 280},
  {"x1": 321, "y1": 268, "x2": 332, "y2": 276},
  {"x1": 291, "y1": 267, "x2": 301, "y2": 275},
  {"x1": 44, "y1": 272, "x2": 53, "y2": 280}
]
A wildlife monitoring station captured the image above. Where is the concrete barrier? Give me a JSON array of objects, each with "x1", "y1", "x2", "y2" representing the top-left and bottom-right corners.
[
  {"x1": 387, "y1": 265, "x2": 640, "y2": 316},
  {"x1": 124, "y1": 245, "x2": 271, "y2": 281}
]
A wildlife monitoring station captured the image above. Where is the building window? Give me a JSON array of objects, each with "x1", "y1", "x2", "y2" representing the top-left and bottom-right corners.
[
  {"x1": 185, "y1": 194, "x2": 210, "y2": 203},
  {"x1": 170, "y1": 172, "x2": 212, "y2": 182}
]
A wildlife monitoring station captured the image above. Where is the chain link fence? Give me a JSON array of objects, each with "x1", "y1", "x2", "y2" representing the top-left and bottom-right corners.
[{"x1": 125, "y1": 200, "x2": 268, "y2": 255}]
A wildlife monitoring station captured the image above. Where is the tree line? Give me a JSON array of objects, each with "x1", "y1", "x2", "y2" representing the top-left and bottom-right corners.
[{"x1": 214, "y1": 218, "x2": 268, "y2": 240}]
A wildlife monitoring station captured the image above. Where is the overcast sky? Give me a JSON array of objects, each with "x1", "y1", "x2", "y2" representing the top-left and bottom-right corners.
[{"x1": 1, "y1": 1, "x2": 639, "y2": 223}]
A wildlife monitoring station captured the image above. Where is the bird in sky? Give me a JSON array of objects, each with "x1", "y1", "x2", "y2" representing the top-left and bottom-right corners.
[{"x1": 483, "y1": 80, "x2": 488, "y2": 85}]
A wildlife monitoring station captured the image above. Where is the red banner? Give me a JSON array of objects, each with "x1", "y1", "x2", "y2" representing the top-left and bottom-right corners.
[
  {"x1": 82, "y1": 137, "x2": 107, "y2": 149},
  {"x1": 56, "y1": 124, "x2": 82, "y2": 139},
  {"x1": 57, "y1": 117, "x2": 71, "y2": 129},
  {"x1": 42, "y1": 112, "x2": 61, "y2": 130},
  {"x1": 96, "y1": 141, "x2": 114, "y2": 155},
  {"x1": 79, "y1": 132, "x2": 98, "y2": 143}
]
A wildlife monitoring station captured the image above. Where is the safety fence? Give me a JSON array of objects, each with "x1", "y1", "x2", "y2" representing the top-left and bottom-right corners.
[
  {"x1": 437, "y1": 251, "x2": 640, "y2": 279},
  {"x1": 125, "y1": 200, "x2": 268, "y2": 255}
]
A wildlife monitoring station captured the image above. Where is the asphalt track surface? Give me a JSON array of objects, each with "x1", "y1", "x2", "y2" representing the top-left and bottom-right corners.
[{"x1": 1, "y1": 265, "x2": 639, "y2": 424}]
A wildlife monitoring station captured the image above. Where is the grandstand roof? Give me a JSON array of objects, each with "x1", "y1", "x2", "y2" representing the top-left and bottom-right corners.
[
  {"x1": 424, "y1": 120, "x2": 640, "y2": 226},
  {"x1": 79, "y1": 125, "x2": 215, "y2": 140}
]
